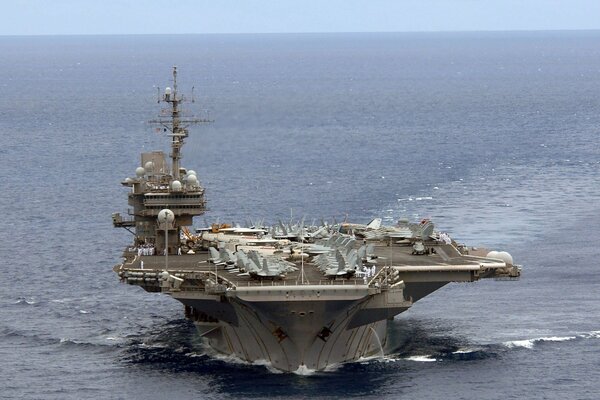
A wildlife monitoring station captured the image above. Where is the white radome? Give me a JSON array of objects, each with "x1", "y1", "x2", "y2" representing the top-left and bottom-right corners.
[
  {"x1": 486, "y1": 250, "x2": 500, "y2": 259},
  {"x1": 497, "y1": 251, "x2": 514, "y2": 266},
  {"x1": 487, "y1": 250, "x2": 513, "y2": 266},
  {"x1": 186, "y1": 174, "x2": 198, "y2": 186},
  {"x1": 158, "y1": 209, "x2": 174, "y2": 224},
  {"x1": 144, "y1": 161, "x2": 154, "y2": 172},
  {"x1": 171, "y1": 180, "x2": 182, "y2": 191}
]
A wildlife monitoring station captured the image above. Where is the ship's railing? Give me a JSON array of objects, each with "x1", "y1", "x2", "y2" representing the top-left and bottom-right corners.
[
  {"x1": 118, "y1": 262, "x2": 399, "y2": 290},
  {"x1": 144, "y1": 181, "x2": 205, "y2": 193},
  {"x1": 227, "y1": 278, "x2": 366, "y2": 287},
  {"x1": 169, "y1": 279, "x2": 372, "y2": 292}
]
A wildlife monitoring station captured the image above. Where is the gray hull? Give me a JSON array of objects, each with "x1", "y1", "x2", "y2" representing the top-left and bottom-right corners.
[
  {"x1": 175, "y1": 284, "x2": 413, "y2": 372},
  {"x1": 196, "y1": 319, "x2": 388, "y2": 372}
]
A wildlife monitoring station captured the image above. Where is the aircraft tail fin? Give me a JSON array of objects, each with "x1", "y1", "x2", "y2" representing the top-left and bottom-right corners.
[
  {"x1": 358, "y1": 245, "x2": 366, "y2": 259},
  {"x1": 248, "y1": 250, "x2": 261, "y2": 267},
  {"x1": 209, "y1": 247, "x2": 220, "y2": 260},
  {"x1": 366, "y1": 243, "x2": 375, "y2": 255},
  {"x1": 366, "y1": 218, "x2": 382, "y2": 230},
  {"x1": 278, "y1": 219, "x2": 288, "y2": 236},
  {"x1": 336, "y1": 250, "x2": 346, "y2": 272}
]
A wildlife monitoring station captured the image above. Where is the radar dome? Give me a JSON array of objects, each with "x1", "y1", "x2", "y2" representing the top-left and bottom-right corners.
[
  {"x1": 171, "y1": 180, "x2": 182, "y2": 191},
  {"x1": 486, "y1": 251, "x2": 500, "y2": 259},
  {"x1": 165, "y1": 87, "x2": 172, "y2": 95},
  {"x1": 497, "y1": 251, "x2": 514, "y2": 266},
  {"x1": 144, "y1": 161, "x2": 154, "y2": 172},
  {"x1": 186, "y1": 170, "x2": 197, "y2": 177},
  {"x1": 158, "y1": 209, "x2": 174, "y2": 224},
  {"x1": 187, "y1": 175, "x2": 198, "y2": 185},
  {"x1": 135, "y1": 167, "x2": 145, "y2": 177},
  {"x1": 124, "y1": 177, "x2": 133, "y2": 184}
]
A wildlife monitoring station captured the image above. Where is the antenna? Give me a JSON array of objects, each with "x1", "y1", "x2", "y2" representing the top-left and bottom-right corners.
[
  {"x1": 148, "y1": 66, "x2": 212, "y2": 180},
  {"x1": 158, "y1": 209, "x2": 174, "y2": 270},
  {"x1": 387, "y1": 235, "x2": 393, "y2": 285},
  {"x1": 301, "y1": 247, "x2": 304, "y2": 284},
  {"x1": 296, "y1": 244, "x2": 309, "y2": 285}
]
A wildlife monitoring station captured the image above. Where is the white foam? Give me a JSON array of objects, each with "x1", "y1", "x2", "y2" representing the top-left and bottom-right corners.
[
  {"x1": 357, "y1": 354, "x2": 385, "y2": 363},
  {"x1": 322, "y1": 362, "x2": 343, "y2": 372},
  {"x1": 452, "y1": 347, "x2": 482, "y2": 354},
  {"x1": 367, "y1": 355, "x2": 399, "y2": 364},
  {"x1": 51, "y1": 298, "x2": 74, "y2": 303},
  {"x1": 504, "y1": 335, "x2": 577, "y2": 349},
  {"x1": 14, "y1": 298, "x2": 37, "y2": 305},
  {"x1": 579, "y1": 330, "x2": 600, "y2": 339},
  {"x1": 504, "y1": 339, "x2": 535, "y2": 349},
  {"x1": 539, "y1": 336, "x2": 577, "y2": 342},
  {"x1": 250, "y1": 359, "x2": 284, "y2": 374},
  {"x1": 209, "y1": 351, "x2": 251, "y2": 366},
  {"x1": 59, "y1": 338, "x2": 83, "y2": 345},
  {"x1": 138, "y1": 342, "x2": 168, "y2": 349},
  {"x1": 207, "y1": 353, "x2": 288, "y2": 374},
  {"x1": 293, "y1": 365, "x2": 316, "y2": 376},
  {"x1": 405, "y1": 355, "x2": 437, "y2": 362},
  {"x1": 79, "y1": 310, "x2": 90, "y2": 314}
]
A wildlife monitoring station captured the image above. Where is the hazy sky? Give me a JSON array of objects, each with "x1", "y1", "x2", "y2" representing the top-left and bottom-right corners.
[{"x1": 3, "y1": 0, "x2": 600, "y2": 35}]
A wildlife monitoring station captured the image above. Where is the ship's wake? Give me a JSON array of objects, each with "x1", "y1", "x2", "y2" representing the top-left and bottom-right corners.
[
  {"x1": 112, "y1": 318, "x2": 600, "y2": 398},
  {"x1": 378, "y1": 319, "x2": 600, "y2": 365},
  {"x1": 502, "y1": 332, "x2": 598, "y2": 349},
  {"x1": 118, "y1": 317, "x2": 600, "y2": 375}
]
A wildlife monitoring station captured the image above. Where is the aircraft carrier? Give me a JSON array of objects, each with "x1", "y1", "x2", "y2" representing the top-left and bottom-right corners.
[{"x1": 112, "y1": 67, "x2": 521, "y2": 372}]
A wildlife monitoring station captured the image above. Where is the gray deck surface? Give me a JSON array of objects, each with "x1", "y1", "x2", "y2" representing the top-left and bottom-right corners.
[{"x1": 125, "y1": 242, "x2": 479, "y2": 287}]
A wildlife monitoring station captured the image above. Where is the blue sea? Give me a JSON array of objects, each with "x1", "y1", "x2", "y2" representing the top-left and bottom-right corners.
[{"x1": 1, "y1": 31, "x2": 600, "y2": 399}]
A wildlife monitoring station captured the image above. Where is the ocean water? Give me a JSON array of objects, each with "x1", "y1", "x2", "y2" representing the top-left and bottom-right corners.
[{"x1": 1, "y1": 31, "x2": 600, "y2": 399}]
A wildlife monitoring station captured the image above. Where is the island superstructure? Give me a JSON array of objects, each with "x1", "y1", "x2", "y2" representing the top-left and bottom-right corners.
[{"x1": 113, "y1": 67, "x2": 521, "y2": 372}]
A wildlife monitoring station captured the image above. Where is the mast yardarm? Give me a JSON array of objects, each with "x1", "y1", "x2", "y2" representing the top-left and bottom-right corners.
[{"x1": 149, "y1": 66, "x2": 211, "y2": 180}]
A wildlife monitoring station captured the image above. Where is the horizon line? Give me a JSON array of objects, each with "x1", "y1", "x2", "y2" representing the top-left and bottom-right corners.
[{"x1": 1, "y1": 28, "x2": 600, "y2": 38}]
